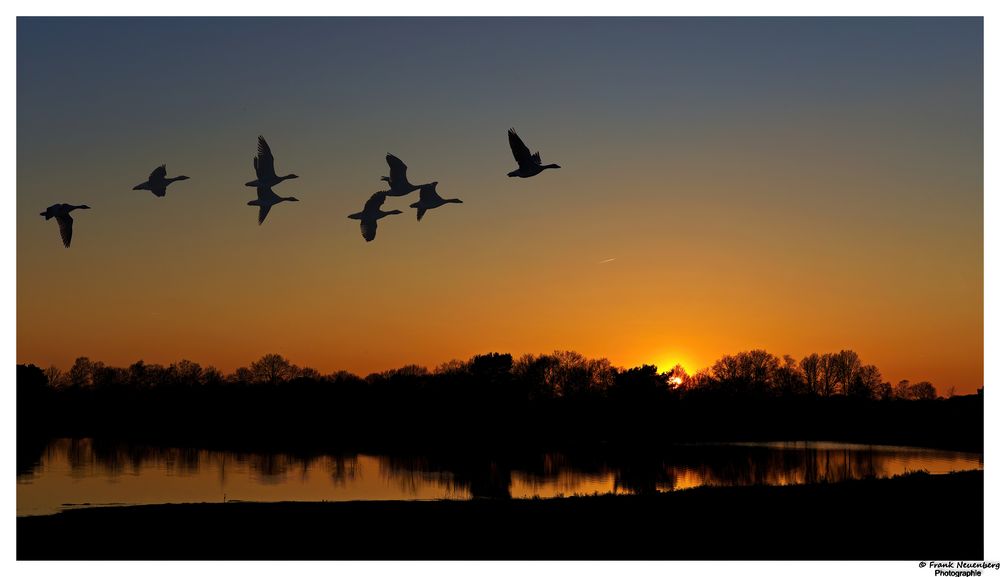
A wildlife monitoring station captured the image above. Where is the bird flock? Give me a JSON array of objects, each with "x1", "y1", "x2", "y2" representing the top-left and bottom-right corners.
[{"x1": 40, "y1": 128, "x2": 560, "y2": 247}]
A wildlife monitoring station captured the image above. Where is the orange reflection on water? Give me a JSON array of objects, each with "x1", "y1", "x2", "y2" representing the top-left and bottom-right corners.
[{"x1": 17, "y1": 439, "x2": 983, "y2": 516}]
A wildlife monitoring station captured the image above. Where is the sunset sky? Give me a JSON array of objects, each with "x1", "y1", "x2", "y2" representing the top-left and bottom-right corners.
[{"x1": 16, "y1": 17, "x2": 983, "y2": 392}]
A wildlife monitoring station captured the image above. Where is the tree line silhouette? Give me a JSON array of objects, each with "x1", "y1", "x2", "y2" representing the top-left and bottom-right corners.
[
  {"x1": 17, "y1": 349, "x2": 983, "y2": 455},
  {"x1": 22, "y1": 349, "x2": 953, "y2": 399}
]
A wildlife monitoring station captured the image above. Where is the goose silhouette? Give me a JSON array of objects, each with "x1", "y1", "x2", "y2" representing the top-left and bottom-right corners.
[
  {"x1": 381, "y1": 154, "x2": 424, "y2": 197},
  {"x1": 132, "y1": 165, "x2": 190, "y2": 197},
  {"x1": 248, "y1": 185, "x2": 299, "y2": 225},
  {"x1": 410, "y1": 182, "x2": 462, "y2": 221},
  {"x1": 245, "y1": 136, "x2": 299, "y2": 188},
  {"x1": 348, "y1": 191, "x2": 402, "y2": 242},
  {"x1": 40, "y1": 204, "x2": 90, "y2": 248},
  {"x1": 507, "y1": 128, "x2": 561, "y2": 178}
]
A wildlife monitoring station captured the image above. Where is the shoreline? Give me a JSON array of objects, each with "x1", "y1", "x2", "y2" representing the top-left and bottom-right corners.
[{"x1": 17, "y1": 470, "x2": 984, "y2": 560}]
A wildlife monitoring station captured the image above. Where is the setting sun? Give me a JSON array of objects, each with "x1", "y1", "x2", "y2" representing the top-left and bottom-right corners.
[
  {"x1": 13, "y1": 16, "x2": 985, "y2": 563},
  {"x1": 653, "y1": 355, "x2": 692, "y2": 375}
]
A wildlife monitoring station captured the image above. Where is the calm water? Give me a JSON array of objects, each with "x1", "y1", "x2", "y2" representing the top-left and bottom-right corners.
[{"x1": 16, "y1": 439, "x2": 983, "y2": 516}]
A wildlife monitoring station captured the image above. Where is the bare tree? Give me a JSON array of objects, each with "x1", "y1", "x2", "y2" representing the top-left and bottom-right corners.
[
  {"x1": 587, "y1": 357, "x2": 616, "y2": 393},
  {"x1": 710, "y1": 350, "x2": 780, "y2": 394},
  {"x1": 90, "y1": 363, "x2": 121, "y2": 390},
  {"x1": 512, "y1": 353, "x2": 558, "y2": 401},
  {"x1": 910, "y1": 381, "x2": 937, "y2": 400},
  {"x1": 544, "y1": 350, "x2": 590, "y2": 398},
  {"x1": 67, "y1": 357, "x2": 94, "y2": 388},
  {"x1": 668, "y1": 364, "x2": 690, "y2": 387},
  {"x1": 43, "y1": 365, "x2": 64, "y2": 388},
  {"x1": 710, "y1": 353, "x2": 744, "y2": 382},
  {"x1": 740, "y1": 350, "x2": 780, "y2": 386},
  {"x1": 685, "y1": 369, "x2": 715, "y2": 390},
  {"x1": 230, "y1": 366, "x2": 254, "y2": 384},
  {"x1": 850, "y1": 364, "x2": 882, "y2": 399},
  {"x1": 202, "y1": 366, "x2": 224, "y2": 386},
  {"x1": 774, "y1": 355, "x2": 806, "y2": 395},
  {"x1": 832, "y1": 350, "x2": 861, "y2": 396},
  {"x1": 435, "y1": 359, "x2": 469, "y2": 375},
  {"x1": 296, "y1": 366, "x2": 322, "y2": 380},
  {"x1": 249, "y1": 353, "x2": 299, "y2": 384},
  {"x1": 800, "y1": 353, "x2": 821, "y2": 395},
  {"x1": 873, "y1": 381, "x2": 893, "y2": 400},
  {"x1": 817, "y1": 354, "x2": 837, "y2": 397},
  {"x1": 171, "y1": 359, "x2": 204, "y2": 385},
  {"x1": 387, "y1": 364, "x2": 429, "y2": 378}
]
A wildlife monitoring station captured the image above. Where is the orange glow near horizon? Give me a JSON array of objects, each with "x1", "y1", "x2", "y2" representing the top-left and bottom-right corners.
[
  {"x1": 653, "y1": 355, "x2": 695, "y2": 375},
  {"x1": 15, "y1": 18, "x2": 984, "y2": 395}
]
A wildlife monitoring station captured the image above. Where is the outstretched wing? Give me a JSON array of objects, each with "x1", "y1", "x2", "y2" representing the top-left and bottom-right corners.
[
  {"x1": 363, "y1": 191, "x2": 388, "y2": 213},
  {"x1": 360, "y1": 219, "x2": 377, "y2": 242},
  {"x1": 257, "y1": 204, "x2": 272, "y2": 225},
  {"x1": 149, "y1": 165, "x2": 167, "y2": 181},
  {"x1": 419, "y1": 183, "x2": 442, "y2": 203},
  {"x1": 255, "y1": 136, "x2": 276, "y2": 180},
  {"x1": 55, "y1": 214, "x2": 73, "y2": 247},
  {"x1": 150, "y1": 186, "x2": 167, "y2": 197},
  {"x1": 416, "y1": 207, "x2": 426, "y2": 222},
  {"x1": 386, "y1": 154, "x2": 411, "y2": 188},
  {"x1": 508, "y1": 129, "x2": 533, "y2": 166}
]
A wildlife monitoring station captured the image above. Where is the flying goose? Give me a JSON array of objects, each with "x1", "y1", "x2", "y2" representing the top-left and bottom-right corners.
[
  {"x1": 507, "y1": 128, "x2": 561, "y2": 178},
  {"x1": 245, "y1": 136, "x2": 300, "y2": 188},
  {"x1": 348, "y1": 191, "x2": 402, "y2": 242},
  {"x1": 132, "y1": 165, "x2": 190, "y2": 197},
  {"x1": 248, "y1": 185, "x2": 299, "y2": 225},
  {"x1": 409, "y1": 182, "x2": 462, "y2": 221},
  {"x1": 40, "y1": 204, "x2": 90, "y2": 248},
  {"x1": 381, "y1": 154, "x2": 424, "y2": 196}
]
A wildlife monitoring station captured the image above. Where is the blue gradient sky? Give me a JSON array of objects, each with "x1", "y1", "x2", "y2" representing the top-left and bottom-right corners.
[{"x1": 17, "y1": 17, "x2": 983, "y2": 391}]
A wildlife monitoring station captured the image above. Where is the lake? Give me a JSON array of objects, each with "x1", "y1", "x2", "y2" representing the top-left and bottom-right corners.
[{"x1": 16, "y1": 438, "x2": 983, "y2": 516}]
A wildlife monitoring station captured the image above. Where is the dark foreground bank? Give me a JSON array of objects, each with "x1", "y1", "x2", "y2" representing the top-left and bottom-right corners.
[{"x1": 17, "y1": 470, "x2": 982, "y2": 560}]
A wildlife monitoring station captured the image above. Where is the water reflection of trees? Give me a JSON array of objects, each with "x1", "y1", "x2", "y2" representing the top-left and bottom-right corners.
[
  {"x1": 379, "y1": 455, "x2": 506, "y2": 499},
  {"x1": 247, "y1": 453, "x2": 300, "y2": 484},
  {"x1": 655, "y1": 445, "x2": 884, "y2": 489},
  {"x1": 31, "y1": 440, "x2": 364, "y2": 488},
  {"x1": 370, "y1": 445, "x2": 916, "y2": 498},
  {"x1": 515, "y1": 453, "x2": 623, "y2": 495},
  {"x1": 330, "y1": 454, "x2": 359, "y2": 486},
  {"x1": 24, "y1": 439, "x2": 982, "y2": 502}
]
